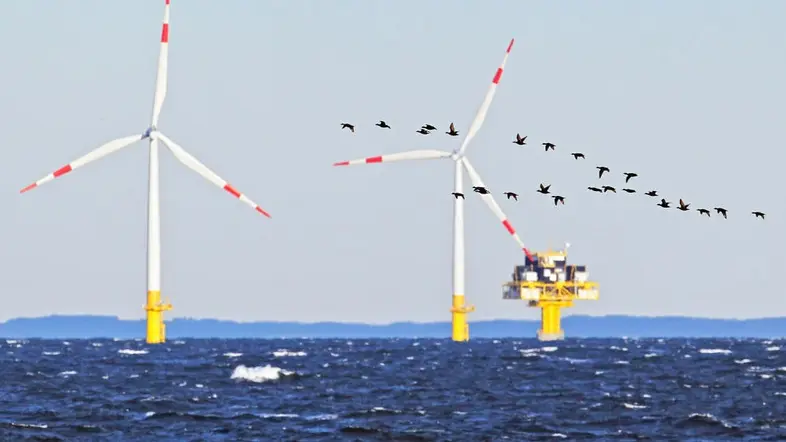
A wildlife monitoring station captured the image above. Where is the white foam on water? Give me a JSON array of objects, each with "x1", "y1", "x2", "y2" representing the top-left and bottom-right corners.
[
  {"x1": 624, "y1": 403, "x2": 647, "y2": 409},
  {"x1": 699, "y1": 348, "x2": 731, "y2": 355},
  {"x1": 223, "y1": 352, "x2": 243, "y2": 358},
  {"x1": 305, "y1": 414, "x2": 337, "y2": 421},
  {"x1": 272, "y1": 349, "x2": 307, "y2": 357},
  {"x1": 259, "y1": 413, "x2": 299, "y2": 419},
  {"x1": 118, "y1": 349, "x2": 148, "y2": 355},
  {"x1": 12, "y1": 423, "x2": 47, "y2": 429},
  {"x1": 230, "y1": 365, "x2": 293, "y2": 383}
]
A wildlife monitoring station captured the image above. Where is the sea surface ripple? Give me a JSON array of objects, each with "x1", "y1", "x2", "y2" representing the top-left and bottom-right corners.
[{"x1": 0, "y1": 338, "x2": 785, "y2": 440}]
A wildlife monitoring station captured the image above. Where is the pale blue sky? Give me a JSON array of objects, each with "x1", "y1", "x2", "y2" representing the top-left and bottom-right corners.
[{"x1": 2, "y1": 1, "x2": 784, "y2": 323}]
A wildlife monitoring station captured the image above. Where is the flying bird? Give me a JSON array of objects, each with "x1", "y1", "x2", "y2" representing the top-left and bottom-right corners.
[
  {"x1": 622, "y1": 188, "x2": 636, "y2": 193},
  {"x1": 552, "y1": 195, "x2": 565, "y2": 206},
  {"x1": 537, "y1": 184, "x2": 551, "y2": 194},
  {"x1": 596, "y1": 166, "x2": 610, "y2": 178},
  {"x1": 341, "y1": 123, "x2": 355, "y2": 133},
  {"x1": 657, "y1": 199, "x2": 671, "y2": 208},
  {"x1": 752, "y1": 211, "x2": 766, "y2": 219},
  {"x1": 602, "y1": 186, "x2": 616, "y2": 193},
  {"x1": 623, "y1": 172, "x2": 638, "y2": 183},
  {"x1": 677, "y1": 199, "x2": 690, "y2": 211},
  {"x1": 587, "y1": 186, "x2": 603, "y2": 193},
  {"x1": 644, "y1": 190, "x2": 658, "y2": 197},
  {"x1": 714, "y1": 207, "x2": 728, "y2": 219},
  {"x1": 416, "y1": 128, "x2": 430, "y2": 135},
  {"x1": 446, "y1": 123, "x2": 459, "y2": 136},
  {"x1": 504, "y1": 192, "x2": 519, "y2": 201},
  {"x1": 452, "y1": 192, "x2": 465, "y2": 199},
  {"x1": 543, "y1": 142, "x2": 555, "y2": 152},
  {"x1": 375, "y1": 120, "x2": 391, "y2": 129},
  {"x1": 697, "y1": 208, "x2": 710, "y2": 217},
  {"x1": 473, "y1": 186, "x2": 490, "y2": 195},
  {"x1": 571, "y1": 152, "x2": 585, "y2": 159},
  {"x1": 513, "y1": 134, "x2": 527, "y2": 145},
  {"x1": 422, "y1": 124, "x2": 437, "y2": 131}
]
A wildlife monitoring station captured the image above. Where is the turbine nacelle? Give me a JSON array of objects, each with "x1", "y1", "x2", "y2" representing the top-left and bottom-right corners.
[{"x1": 142, "y1": 126, "x2": 158, "y2": 139}]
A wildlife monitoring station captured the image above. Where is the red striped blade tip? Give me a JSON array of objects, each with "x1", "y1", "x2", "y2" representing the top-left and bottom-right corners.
[
  {"x1": 333, "y1": 161, "x2": 349, "y2": 167},
  {"x1": 507, "y1": 39, "x2": 515, "y2": 53},
  {"x1": 20, "y1": 183, "x2": 36, "y2": 194}
]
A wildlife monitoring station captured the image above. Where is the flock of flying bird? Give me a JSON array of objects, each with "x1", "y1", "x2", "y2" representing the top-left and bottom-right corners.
[{"x1": 340, "y1": 121, "x2": 768, "y2": 220}]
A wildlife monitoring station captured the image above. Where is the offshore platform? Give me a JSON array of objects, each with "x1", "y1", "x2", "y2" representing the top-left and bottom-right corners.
[{"x1": 503, "y1": 245, "x2": 599, "y2": 340}]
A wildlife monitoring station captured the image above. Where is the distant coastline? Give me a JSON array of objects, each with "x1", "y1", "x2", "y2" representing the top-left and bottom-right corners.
[{"x1": 0, "y1": 315, "x2": 783, "y2": 339}]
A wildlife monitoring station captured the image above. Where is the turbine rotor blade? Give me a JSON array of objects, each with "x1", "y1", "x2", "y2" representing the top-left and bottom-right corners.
[
  {"x1": 19, "y1": 134, "x2": 143, "y2": 193},
  {"x1": 151, "y1": 0, "x2": 170, "y2": 126},
  {"x1": 333, "y1": 149, "x2": 451, "y2": 166},
  {"x1": 461, "y1": 157, "x2": 532, "y2": 259},
  {"x1": 156, "y1": 133, "x2": 271, "y2": 218},
  {"x1": 457, "y1": 38, "x2": 514, "y2": 157}
]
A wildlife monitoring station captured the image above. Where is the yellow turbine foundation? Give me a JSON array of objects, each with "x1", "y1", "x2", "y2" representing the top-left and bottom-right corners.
[
  {"x1": 145, "y1": 290, "x2": 173, "y2": 344},
  {"x1": 450, "y1": 294, "x2": 475, "y2": 342},
  {"x1": 536, "y1": 300, "x2": 572, "y2": 341}
]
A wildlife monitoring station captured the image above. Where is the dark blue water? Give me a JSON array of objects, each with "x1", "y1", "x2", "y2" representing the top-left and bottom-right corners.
[{"x1": 1, "y1": 338, "x2": 785, "y2": 441}]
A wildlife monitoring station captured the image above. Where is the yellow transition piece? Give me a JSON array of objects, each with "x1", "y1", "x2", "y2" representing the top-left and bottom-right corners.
[
  {"x1": 145, "y1": 290, "x2": 173, "y2": 344},
  {"x1": 450, "y1": 294, "x2": 475, "y2": 342}
]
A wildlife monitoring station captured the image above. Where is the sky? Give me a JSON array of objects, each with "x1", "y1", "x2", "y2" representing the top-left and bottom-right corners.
[{"x1": 2, "y1": 1, "x2": 784, "y2": 324}]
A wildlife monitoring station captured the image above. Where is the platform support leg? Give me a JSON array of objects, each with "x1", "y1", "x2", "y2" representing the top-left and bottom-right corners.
[{"x1": 537, "y1": 302, "x2": 565, "y2": 341}]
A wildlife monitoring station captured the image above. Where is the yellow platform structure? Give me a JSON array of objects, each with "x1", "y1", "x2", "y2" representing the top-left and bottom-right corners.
[
  {"x1": 503, "y1": 247, "x2": 599, "y2": 341},
  {"x1": 145, "y1": 290, "x2": 173, "y2": 344}
]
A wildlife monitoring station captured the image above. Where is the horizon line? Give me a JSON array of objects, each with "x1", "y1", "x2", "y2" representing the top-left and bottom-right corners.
[{"x1": 4, "y1": 313, "x2": 786, "y2": 325}]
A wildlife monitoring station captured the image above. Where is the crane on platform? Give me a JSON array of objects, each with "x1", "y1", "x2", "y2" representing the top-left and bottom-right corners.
[{"x1": 502, "y1": 243, "x2": 599, "y2": 341}]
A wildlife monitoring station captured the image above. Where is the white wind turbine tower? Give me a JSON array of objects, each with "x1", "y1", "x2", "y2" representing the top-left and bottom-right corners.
[
  {"x1": 19, "y1": 0, "x2": 270, "y2": 344},
  {"x1": 333, "y1": 39, "x2": 532, "y2": 342}
]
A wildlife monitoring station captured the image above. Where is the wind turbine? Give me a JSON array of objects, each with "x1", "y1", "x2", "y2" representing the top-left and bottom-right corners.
[
  {"x1": 18, "y1": 0, "x2": 270, "y2": 344},
  {"x1": 332, "y1": 39, "x2": 531, "y2": 342}
]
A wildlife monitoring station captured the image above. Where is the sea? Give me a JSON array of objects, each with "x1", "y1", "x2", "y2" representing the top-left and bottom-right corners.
[{"x1": 0, "y1": 338, "x2": 784, "y2": 441}]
